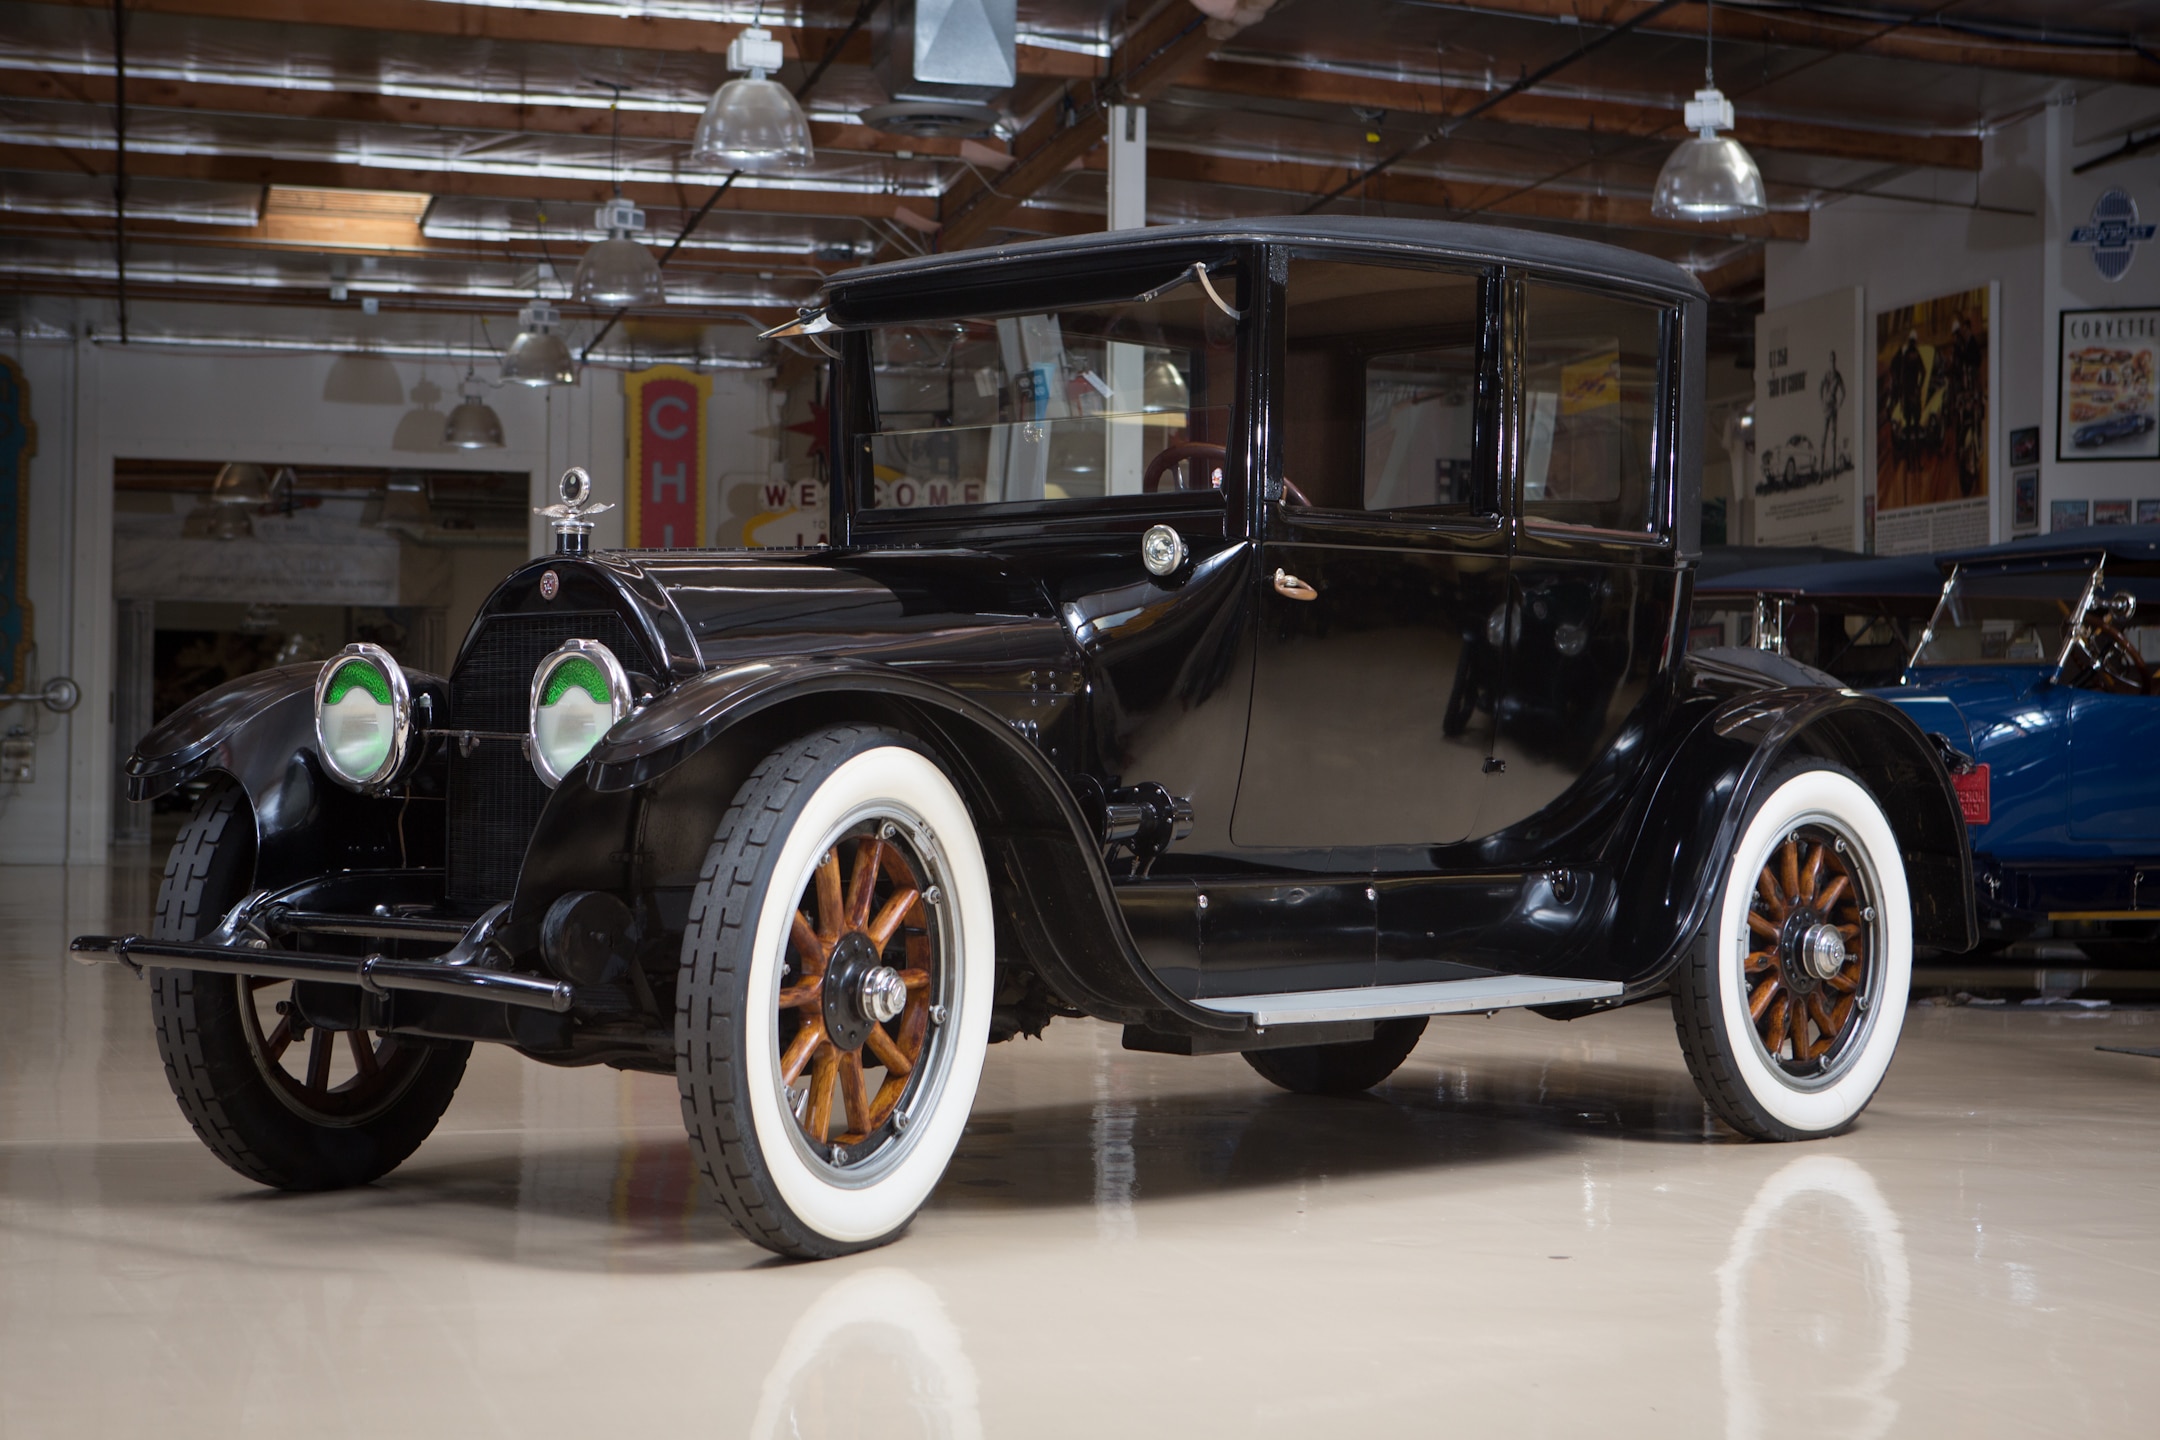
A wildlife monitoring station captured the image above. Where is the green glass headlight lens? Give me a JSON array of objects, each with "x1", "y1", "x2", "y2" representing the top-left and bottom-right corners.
[
  {"x1": 317, "y1": 653, "x2": 400, "y2": 786},
  {"x1": 531, "y1": 648, "x2": 621, "y2": 784}
]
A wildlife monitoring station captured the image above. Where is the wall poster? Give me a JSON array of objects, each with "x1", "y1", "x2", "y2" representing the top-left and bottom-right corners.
[
  {"x1": 1875, "y1": 283, "x2": 1995, "y2": 556},
  {"x1": 0, "y1": 357, "x2": 33, "y2": 692},
  {"x1": 1752, "y1": 287, "x2": 1864, "y2": 548},
  {"x1": 624, "y1": 365, "x2": 712, "y2": 548},
  {"x1": 2056, "y1": 308, "x2": 2159, "y2": 463}
]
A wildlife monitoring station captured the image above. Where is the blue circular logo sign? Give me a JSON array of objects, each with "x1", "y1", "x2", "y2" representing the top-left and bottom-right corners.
[{"x1": 2070, "y1": 188, "x2": 2157, "y2": 282}]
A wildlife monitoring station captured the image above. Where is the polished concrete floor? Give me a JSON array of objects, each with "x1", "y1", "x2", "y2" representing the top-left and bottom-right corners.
[{"x1": 5, "y1": 864, "x2": 2157, "y2": 1437}]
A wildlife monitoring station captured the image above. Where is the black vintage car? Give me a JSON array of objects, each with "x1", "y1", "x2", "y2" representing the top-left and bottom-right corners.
[{"x1": 75, "y1": 219, "x2": 1974, "y2": 1259}]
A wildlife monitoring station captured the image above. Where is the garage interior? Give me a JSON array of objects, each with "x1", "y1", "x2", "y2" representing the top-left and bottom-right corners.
[{"x1": 3, "y1": 0, "x2": 2158, "y2": 1433}]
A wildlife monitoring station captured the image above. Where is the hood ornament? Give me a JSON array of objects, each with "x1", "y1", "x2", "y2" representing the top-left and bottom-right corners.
[{"x1": 535, "y1": 467, "x2": 614, "y2": 556}]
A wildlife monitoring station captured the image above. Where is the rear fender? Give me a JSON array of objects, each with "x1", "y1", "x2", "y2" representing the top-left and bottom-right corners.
[
  {"x1": 1615, "y1": 688, "x2": 1976, "y2": 992},
  {"x1": 124, "y1": 663, "x2": 448, "y2": 890},
  {"x1": 531, "y1": 661, "x2": 1242, "y2": 1031}
]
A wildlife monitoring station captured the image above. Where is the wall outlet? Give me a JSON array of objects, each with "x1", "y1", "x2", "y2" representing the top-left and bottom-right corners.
[{"x1": 1, "y1": 729, "x2": 33, "y2": 784}]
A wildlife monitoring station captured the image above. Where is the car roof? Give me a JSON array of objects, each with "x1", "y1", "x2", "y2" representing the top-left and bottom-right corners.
[
  {"x1": 823, "y1": 216, "x2": 1706, "y2": 305},
  {"x1": 1939, "y1": 524, "x2": 2160, "y2": 574},
  {"x1": 1697, "y1": 553, "x2": 1944, "y2": 599}
]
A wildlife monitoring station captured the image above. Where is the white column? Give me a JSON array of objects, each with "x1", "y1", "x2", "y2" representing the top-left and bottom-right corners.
[{"x1": 1106, "y1": 105, "x2": 1147, "y2": 232}]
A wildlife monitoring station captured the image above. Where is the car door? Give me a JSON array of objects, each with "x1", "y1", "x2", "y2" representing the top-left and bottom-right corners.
[
  {"x1": 2066, "y1": 574, "x2": 2160, "y2": 843},
  {"x1": 1233, "y1": 256, "x2": 1506, "y2": 855},
  {"x1": 1485, "y1": 275, "x2": 1684, "y2": 834}
]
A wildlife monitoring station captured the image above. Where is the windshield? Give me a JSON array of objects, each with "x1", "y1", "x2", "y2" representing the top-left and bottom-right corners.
[
  {"x1": 858, "y1": 265, "x2": 1238, "y2": 513},
  {"x1": 1912, "y1": 568, "x2": 2090, "y2": 667}
]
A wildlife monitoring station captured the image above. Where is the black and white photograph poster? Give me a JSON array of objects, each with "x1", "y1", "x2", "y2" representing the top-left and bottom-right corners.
[{"x1": 1753, "y1": 286, "x2": 1865, "y2": 548}]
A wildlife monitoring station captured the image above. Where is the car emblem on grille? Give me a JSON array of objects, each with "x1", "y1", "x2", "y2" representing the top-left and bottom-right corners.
[{"x1": 539, "y1": 570, "x2": 559, "y2": 600}]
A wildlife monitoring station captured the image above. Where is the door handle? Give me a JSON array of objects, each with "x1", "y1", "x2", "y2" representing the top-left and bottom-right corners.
[{"x1": 1272, "y1": 569, "x2": 1318, "y2": 601}]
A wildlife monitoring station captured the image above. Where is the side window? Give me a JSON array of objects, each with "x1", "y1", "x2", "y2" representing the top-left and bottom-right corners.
[
  {"x1": 1282, "y1": 260, "x2": 1490, "y2": 515},
  {"x1": 1520, "y1": 282, "x2": 1669, "y2": 535},
  {"x1": 859, "y1": 266, "x2": 1237, "y2": 511}
]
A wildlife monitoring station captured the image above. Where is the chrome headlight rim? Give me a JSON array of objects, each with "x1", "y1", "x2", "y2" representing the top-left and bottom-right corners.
[
  {"x1": 312, "y1": 642, "x2": 412, "y2": 794},
  {"x1": 528, "y1": 638, "x2": 631, "y2": 788}
]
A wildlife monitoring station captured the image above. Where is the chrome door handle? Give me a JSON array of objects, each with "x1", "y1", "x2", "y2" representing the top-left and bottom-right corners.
[{"x1": 1272, "y1": 569, "x2": 1318, "y2": 601}]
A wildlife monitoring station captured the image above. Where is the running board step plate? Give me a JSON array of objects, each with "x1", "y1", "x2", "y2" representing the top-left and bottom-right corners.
[{"x1": 1192, "y1": 975, "x2": 1622, "y2": 1028}]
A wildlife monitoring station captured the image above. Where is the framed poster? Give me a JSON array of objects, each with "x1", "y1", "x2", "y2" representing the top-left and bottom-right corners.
[
  {"x1": 2012, "y1": 469, "x2": 2039, "y2": 533},
  {"x1": 2057, "y1": 308, "x2": 2159, "y2": 463},
  {"x1": 1752, "y1": 287, "x2": 1864, "y2": 548},
  {"x1": 2009, "y1": 426, "x2": 2039, "y2": 467},
  {"x1": 2140, "y1": 498, "x2": 2160, "y2": 525},
  {"x1": 623, "y1": 365, "x2": 712, "y2": 548},
  {"x1": 2052, "y1": 499, "x2": 2090, "y2": 533},
  {"x1": 1875, "y1": 283, "x2": 1995, "y2": 555},
  {"x1": 2095, "y1": 498, "x2": 2132, "y2": 526}
]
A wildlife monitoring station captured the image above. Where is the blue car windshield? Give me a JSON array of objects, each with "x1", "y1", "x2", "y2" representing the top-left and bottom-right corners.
[{"x1": 1913, "y1": 569, "x2": 2092, "y2": 667}]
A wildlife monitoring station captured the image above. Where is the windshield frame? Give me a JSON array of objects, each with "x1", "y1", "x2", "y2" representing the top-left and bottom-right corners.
[{"x1": 1906, "y1": 558, "x2": 2103, "y2": 675}]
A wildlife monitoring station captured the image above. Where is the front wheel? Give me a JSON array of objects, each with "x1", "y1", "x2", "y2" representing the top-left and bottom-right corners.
[
  {"x1": 676, "y1": 726, "x2": 995, "y2": 1259},
  {"x1": 1671, "y1": 761, "x2": 1911, "y2": 1141}
]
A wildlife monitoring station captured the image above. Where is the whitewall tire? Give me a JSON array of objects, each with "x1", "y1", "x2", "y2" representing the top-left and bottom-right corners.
[
  {"x1": 1672, "y1": 761, "x2": 1912, "y2": 1140},
  {"x1": 676, "y1": 725, "x2": 994, "y2": 1258}
]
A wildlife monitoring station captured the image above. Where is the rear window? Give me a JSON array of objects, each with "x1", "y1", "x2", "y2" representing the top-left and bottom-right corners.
[{"x1": 1520, "y1": 282, "x2": 1670, "y2": 536}]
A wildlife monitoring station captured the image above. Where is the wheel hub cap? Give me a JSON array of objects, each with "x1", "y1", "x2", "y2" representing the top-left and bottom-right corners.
[
  {"x1": 819, "y1": 930, "x2": 883, "y2": 1052},
  {"x1": 858, "y1": 964, "x2": 908, "y2": 1024},
  {"x1": 1800, "y1": 921, "x2": 1847, "y2": 981}
]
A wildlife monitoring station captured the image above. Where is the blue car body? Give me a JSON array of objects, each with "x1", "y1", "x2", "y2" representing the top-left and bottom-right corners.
[{"x1": 1876, "y1": 527, "x2": 2160, "y2": 933}]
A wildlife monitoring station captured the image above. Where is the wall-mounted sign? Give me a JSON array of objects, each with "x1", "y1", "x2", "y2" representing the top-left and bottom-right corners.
[
  {"x1": 624, "y1": 365, "x2": 711, "y2": 548},
  {"x1": 2057, "y1": 308, "x2": 2159, "y2": 463},
  {"x1": 0, "y1": 357, "x2": 34, "y2": 691},
  {"x1": 1751, "y1": 287, "x2": 1863, "y2": 548},
  {"x1": 2069, "y1": 188, "x2": 2155, "y2": 283},
  {"x1": 1874, "y1": 283, "x2": 1995, "y2": 555}
]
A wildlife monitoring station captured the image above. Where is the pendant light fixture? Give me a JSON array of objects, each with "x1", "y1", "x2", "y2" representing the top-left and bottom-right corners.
[
  {"x1": 573, "y1": 87, "x2": 666, "y2": 305},
  {"x1": 1651, "y1": 1, "x2": 1767, "y2": 222},
  {"x1": 691, "y1": 23, "x2": 813, "y2": 171},
  {"x1": 502, "y1": 299, "x2": 577, "y2": 387},
  {"x1": 446, "y1": 315, "x2": 507, "y2": 449}
]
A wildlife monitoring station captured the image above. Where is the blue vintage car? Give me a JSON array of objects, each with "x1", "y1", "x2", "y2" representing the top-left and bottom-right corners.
[{"x1": 1883, "y1": 526, "x2": 2160, "y2": 953}]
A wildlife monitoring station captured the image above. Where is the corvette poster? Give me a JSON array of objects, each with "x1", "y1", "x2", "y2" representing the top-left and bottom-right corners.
[{"x1": 2057, "y1": 308, "x2": 2159, "y2": 463}]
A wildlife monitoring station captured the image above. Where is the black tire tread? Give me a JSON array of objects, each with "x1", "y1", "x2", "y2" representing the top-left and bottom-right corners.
[{"x1": 676, "y1": 724, "x2": 915, "y2": 1259}]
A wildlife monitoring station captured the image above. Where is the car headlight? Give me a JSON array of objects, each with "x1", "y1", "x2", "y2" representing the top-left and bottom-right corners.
[
  {"x1": 314, "y1": 643, "x2": 411, "y2": 792},
  {"x1": 529, "y1": 639, "x2": 630, "y2": 787}
]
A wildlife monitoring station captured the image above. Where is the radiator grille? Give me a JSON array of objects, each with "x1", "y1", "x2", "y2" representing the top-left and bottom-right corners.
[{"x1": 446, "y1": 611, "x2": 653, "y2": 904}]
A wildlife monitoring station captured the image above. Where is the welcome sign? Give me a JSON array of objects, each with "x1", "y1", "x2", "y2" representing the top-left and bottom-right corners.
[{"x1": 624, "y1": 365, "x2": 711, "y2": 549}]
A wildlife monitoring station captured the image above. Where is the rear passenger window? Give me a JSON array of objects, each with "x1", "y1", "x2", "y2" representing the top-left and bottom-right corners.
[
  {"x1": 1520, "y1": 283, "x2": 1669, "y2": 535},
  {"x1": 1281, "y1": 259, "x2": 1492, "y2": 515}
]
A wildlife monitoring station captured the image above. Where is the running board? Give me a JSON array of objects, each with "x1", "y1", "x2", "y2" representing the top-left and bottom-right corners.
[{"x1": 1192, "y1": 975, "x2": 1622, "y2": 1028}]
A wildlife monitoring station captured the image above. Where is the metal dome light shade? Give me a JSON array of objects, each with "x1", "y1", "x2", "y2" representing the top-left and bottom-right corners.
[
  {"x1": 444, "y1": 371, "x2": 506, "y2": 449},
  {"x1": 691, "y1": 27, "x2": 812, "y2": 171},
  {"x1": 502, "y1": 300, "x2": 577, "y2": 387},
  {"x1": 572, "y1": 198, "x2": 665, "y2": 306},
  {"x1": 1652, "y1": 87, "x2": 1767, "y2": 222}
]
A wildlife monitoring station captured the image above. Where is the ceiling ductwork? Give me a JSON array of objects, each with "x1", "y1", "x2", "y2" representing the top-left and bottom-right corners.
[{"x1": 862, "y1": 0, "x2": 1017, "y2": 141}]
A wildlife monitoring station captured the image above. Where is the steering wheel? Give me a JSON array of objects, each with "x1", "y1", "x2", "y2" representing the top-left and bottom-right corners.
[
  {"x1": 2080, "y1": 617, "x2": 2151, "y2": 695},
  {"x1": 1143, "y1": 442, "x2": 1225, "y2": 494}
]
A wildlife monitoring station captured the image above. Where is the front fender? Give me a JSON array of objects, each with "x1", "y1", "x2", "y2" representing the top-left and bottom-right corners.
[
  {"x1": 571, "y1": 658, "x2": 1242, "y2": 1032},
  {"x1": 1615, "y1": 686, "x2": 1977, "y2": 993},
  {"x1": 124, "y1": 662, "x2": 448, "y2": 891}
]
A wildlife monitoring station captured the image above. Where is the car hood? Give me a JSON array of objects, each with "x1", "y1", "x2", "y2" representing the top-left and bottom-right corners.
[{"x1": 1871, "y1": 666, "x2": 2051, "y2": 754}]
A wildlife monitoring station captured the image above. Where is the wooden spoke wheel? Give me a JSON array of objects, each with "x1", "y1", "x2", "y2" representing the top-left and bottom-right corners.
[
  {"x1": 775, "y1": 824, "x2": 944, "y2": 1161},
  {"x1": 1671, "y1": 761, "x2": 1912, "y2": 1142},
  {"x1": 676, "y1": 726, "x2": 994, "y2": 1259},
  {"x1": 1739, "y1": 826, "x2": 1878, "y2": 1077},
  {"x1": 238, "y1": 977, "x2": 431, "y2": 1124}
]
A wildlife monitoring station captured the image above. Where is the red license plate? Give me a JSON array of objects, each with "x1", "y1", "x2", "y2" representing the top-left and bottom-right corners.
[{"x1": 1952, "y1": 764, "x2": 1990, "y2": 826}]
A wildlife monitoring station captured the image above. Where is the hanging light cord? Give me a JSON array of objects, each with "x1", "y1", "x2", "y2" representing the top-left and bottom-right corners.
[
  {"x1": 1298, "y1": 0, "x2": 1687, "y2": 215},
  {"x1": 579, "y1": 0, "x2": 885, "y2": 364}
]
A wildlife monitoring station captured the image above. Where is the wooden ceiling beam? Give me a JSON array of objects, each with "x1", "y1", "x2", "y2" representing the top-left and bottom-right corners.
[
  {"x1": 1, "y1": 69, "x2": 987, "y2": 160},
  {"x1": 938, "y1": 1, "x2": 1225, "y2": 250},
  {"x1": 36, "y1": 0, "x2": 1100, "y2": 78},
  {"x1": 1181, "y1": 58, "x2": 1981, "y2": 171},
  {"x1": 1418, "y1": 2, "x2": 2160, "y2": 87},
  {"x1": 0, "y1": 142, "x2": 917, "y2": 222},
  {"x1": 1105, "y1": 147, "x2": 1810, "y2": 242}
]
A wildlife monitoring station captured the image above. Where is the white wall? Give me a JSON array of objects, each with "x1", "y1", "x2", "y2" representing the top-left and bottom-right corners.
[
  {"x1": 0, "y1": 340, "x2": 774, "y2": 864},
  {"x1": 2042, "y1": 93, "x2": 2160, "y2": 518},
  {"x1": 1763, "y1": 109, "x2": 2048, "y2": 547}
]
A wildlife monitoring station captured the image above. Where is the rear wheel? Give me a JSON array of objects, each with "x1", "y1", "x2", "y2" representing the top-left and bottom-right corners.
[
  {"x1": 149, "y1": 781, "x2": 470, "y2": 1190},
  {"x1": 676, "y1": 726, "x2": 995, "y2": 1259},
  {"x1": 1671, "y1": 761, "x2": 1911, "y2": 1140},
  {"x1": 1242, "y1": 1017, "x2": 1428, "y2": 1096}
]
